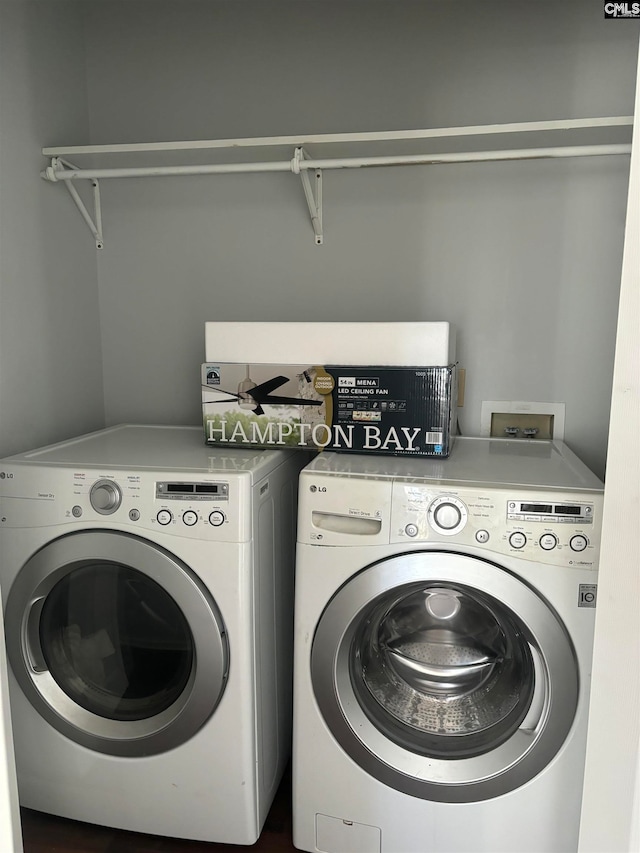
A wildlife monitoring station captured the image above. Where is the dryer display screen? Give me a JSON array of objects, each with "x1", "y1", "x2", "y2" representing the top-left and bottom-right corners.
[{"x1": 156, "y1": 482, "x2": 229, "y2": 500}]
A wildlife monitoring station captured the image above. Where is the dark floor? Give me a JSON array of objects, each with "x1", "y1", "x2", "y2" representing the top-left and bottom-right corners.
[{"x1": 20, "y1": 768, "x2": 296, "y2": 853}]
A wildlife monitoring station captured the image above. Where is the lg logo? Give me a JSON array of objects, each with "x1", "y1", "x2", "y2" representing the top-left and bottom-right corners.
[{"x1": 309, "y1": 485, "x2": 327, "y2": 493}]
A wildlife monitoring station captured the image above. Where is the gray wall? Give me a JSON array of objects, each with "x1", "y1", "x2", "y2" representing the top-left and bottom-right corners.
[
  {"x1": 82, "y1": 0, "x2": 635, "y2": 479},
  {"x1": 1, "y1": 1, "x2": 637, "y2": 479},
  {"x1": 0, "y1": 1, "x2": 104, "y2": 458}
]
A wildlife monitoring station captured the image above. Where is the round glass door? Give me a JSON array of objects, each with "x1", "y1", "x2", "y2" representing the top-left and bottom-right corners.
[
  {"x1": 39, "y1": 564, "x2": 194, "y2": 722},
  {"x1": 6, "y1": 530, "x2": 229, "y2": 757},
  {"x1": 311, "y1": 552, "x2": 578, "y2": 802}
]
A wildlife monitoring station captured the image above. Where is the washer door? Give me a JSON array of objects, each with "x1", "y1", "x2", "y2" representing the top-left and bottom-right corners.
[
  {"x1": 311, "y1": 552, "x2": 578, "y2": 802},
  {"x1": 5, "y1": 530, "x2": 229, "y2": 756}
]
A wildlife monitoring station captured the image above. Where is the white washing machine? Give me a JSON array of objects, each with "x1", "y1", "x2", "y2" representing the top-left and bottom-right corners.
[
  {"x1": 0, "y1": 424, "x2": 307, "y2": 844},
  {"x1": 293, "y1": 437, "x2": 603, "y2": 853}
]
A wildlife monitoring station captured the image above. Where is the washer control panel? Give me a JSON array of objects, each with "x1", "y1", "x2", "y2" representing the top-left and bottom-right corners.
[{"x1": 390, "y1": 483, "x2": 602, "y2": 569}]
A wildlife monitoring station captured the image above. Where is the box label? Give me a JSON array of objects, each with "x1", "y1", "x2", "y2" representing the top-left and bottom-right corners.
[{"x1": 202, "y1": 363, "x2": 456, "y2": 457}]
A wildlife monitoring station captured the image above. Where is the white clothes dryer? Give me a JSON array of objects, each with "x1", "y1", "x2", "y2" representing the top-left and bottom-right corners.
[
  {"x1": 293, "y1": 438, "x2": 603, "y2": 853},
  {"x1": 0, "y1": 424, "x2": 307, "y2": 844}
]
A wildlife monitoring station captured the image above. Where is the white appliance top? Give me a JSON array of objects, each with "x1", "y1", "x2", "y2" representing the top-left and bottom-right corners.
[
  {"x1": 304, "y1": 437, "x2": 603, "y2": 493},
  {"x1": 2, "y1": 424, "x2": 286, "y2": 476}
]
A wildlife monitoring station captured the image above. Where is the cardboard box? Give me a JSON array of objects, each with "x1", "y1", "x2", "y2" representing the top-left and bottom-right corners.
[
  {"x1": 205, "y1": 322, "x2": 455, "y2": 366},
  {"x1": 202, "y1": 363, "x2": 456, "y2": 457}
]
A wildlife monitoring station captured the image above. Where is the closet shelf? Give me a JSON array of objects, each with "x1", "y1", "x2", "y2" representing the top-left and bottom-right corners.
[{"x1": 41, "y1": 116, "x2": 633, "y2": 248}]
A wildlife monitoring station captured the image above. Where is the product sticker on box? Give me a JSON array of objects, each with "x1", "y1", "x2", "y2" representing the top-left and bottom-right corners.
[{"x1": 202, "y1": 363, "x2": 456, "y2": 457}]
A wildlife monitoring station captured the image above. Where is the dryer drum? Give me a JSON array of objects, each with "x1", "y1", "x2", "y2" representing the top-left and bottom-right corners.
[
  {"x1": 38, "y1": 563, "x2": 194, "y2": 722},
  {"x1": 351, "y1": 583, "x2": 535, "y2": 759}
]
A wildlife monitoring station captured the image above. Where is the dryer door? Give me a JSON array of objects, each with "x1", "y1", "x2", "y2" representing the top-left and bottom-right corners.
[
  {"x1": 311, "y1": 551, "x2": 578, "y2": 802},
  {"x1": 5, "y1": 530, "x2": 229, "y2": 757}
]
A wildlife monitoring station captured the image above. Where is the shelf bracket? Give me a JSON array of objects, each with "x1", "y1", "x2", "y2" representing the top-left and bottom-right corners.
[
  {"x1": 47, "y1": 158, "x2": 104, "y2": 249},
  {"x1": 293, "y1": 147, "x2": 323, "y2": 245}
]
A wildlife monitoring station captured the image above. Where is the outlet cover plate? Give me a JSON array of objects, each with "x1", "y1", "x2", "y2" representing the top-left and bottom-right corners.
[{"x1": 480, "y1": 401, "x2": 565, "y2": 440}]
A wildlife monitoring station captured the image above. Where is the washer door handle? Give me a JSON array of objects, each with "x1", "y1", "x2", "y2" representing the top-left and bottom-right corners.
[{"x1": 25, "y1": 596, "x2": 47, "y2": 673}]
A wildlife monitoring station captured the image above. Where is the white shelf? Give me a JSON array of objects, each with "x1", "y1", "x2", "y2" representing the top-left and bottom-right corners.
[{"x1": 41, "y1": 116, "x2": 633, "y2": 248}]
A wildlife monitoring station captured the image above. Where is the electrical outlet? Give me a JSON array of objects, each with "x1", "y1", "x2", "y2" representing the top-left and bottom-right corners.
[
  {"x1": 480, "y1": 401, "x2": 565, "y2": 440},
  {"x1": 489, "y1": 412, "x2": 554, "y2": 439}
]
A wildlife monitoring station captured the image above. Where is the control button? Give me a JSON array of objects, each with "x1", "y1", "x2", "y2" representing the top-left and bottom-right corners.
[
  {"x1": 539, "y1": 533, "x2": 558, "y2": 551},
  {"x1": 129, "y1": 509, "x2": 140, "y2": 522},
  {"x1": 475, "y1": 529, "x2": 490, "y2": 544},
  {"x1": 90, "y1": 479, "x2": 122, "y2": 515},
  {"x1": 509, "y1": 532, "x2": 527, "y2": 549},
  {"x1": 156, "y1": 509, "x2": 172, "y2": 525},
  {"x1": 72, "y1": 505, "x2": 83, "y2": 518},
  {"x1": 405, "y1": 523, "x2": 419, "y2": 538},
  {"x1": 570, "y1": 534, "x2": 589, "y2": 552},
  {"x1": 182, "y1": 510, "x2": 198, "y2": 527},
  {"x1": 209, "y1": 510, "x2": 225, "y2": 527}
]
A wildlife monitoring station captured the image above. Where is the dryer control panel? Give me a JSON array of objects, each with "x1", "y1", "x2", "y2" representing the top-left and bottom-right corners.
[{"x1": 0, "y1": 466, "x2": 252, "y2": 543}]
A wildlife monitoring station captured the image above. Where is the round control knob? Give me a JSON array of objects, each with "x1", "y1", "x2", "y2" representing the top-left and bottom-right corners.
[
  {"x1": 156, "y1": 509, "x2": 172, "y2": 526},
  {"x1": 475, "y1": 529, "x2": 490, "y2": 544},
  {"x1": 405, "y1": 523, "x2": 419, "y2": 538},
  {"x1": 427, "y1": 496, "x2": 468, "y2": 536},
  {"x1": 509, "y1": 532, "x2": 527, "y2": 549},
  {"x1": 182, "y1": 510, "x2": 198, "y2": 527},
  {"x1": 90, "y1": 479, "x2": 122, "y2": 515},
  {"x1": 570, "y1": 534, "x2": 589, "y2": 552},
  {"x1": 434, "y1": 502, "x2": 462, "y2": 530},
  {"x1": 539, "y1": 533, "x2": 558, "y2": 551},
  {"x1": 209, "y1": 510, "x2": 225, "y2": 527}
]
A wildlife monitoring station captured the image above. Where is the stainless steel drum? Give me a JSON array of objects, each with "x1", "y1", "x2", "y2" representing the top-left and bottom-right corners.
[{"x1": 353, "y1": 584, "x2": 535, "y2": 759}]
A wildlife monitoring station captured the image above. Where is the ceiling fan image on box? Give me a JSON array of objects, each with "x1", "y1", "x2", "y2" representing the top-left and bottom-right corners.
[{"x1": 203, "y1": 366, "x2": 323, "y2": 416}]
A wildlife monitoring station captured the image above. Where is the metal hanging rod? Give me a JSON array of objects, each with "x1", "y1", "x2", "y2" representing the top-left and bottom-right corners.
[
  {"x1": 41, "y1": 117, "x2": 633, "y2": 248},
  {"x1": 43, "y1": 144, "x2": 632, "y2": 182}
]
